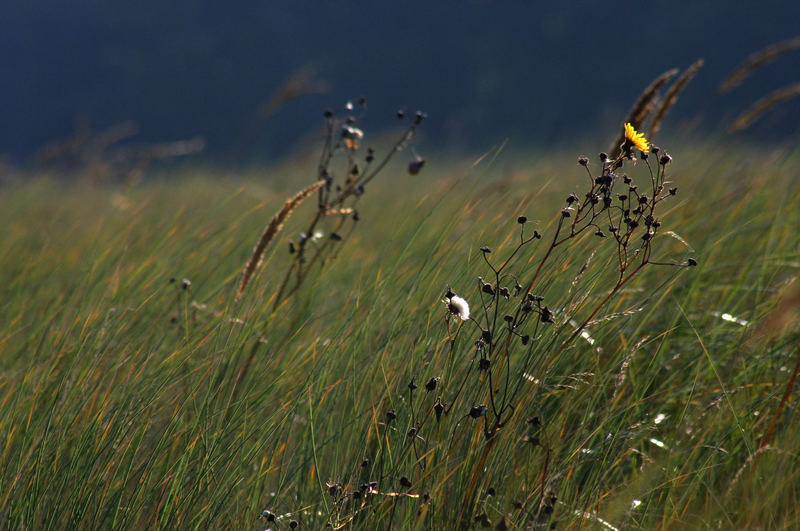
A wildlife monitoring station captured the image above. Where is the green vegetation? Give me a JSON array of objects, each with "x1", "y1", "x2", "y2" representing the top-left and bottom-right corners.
[{"x1": 1, "y1": 138, "x2": 799, "y2": 529}]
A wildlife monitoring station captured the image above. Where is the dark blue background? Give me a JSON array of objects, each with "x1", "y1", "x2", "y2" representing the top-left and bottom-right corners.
[{"x1": 2, "y1": 1, "x2": 799, "y2": 162}]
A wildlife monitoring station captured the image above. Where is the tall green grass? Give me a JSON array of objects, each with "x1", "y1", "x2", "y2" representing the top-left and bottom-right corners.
[{"x1": 0, "y1": 142, "x2": 798, "y2": 529}]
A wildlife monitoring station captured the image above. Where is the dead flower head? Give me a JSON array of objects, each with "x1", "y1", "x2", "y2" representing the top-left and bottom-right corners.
[{"x1": 444, "y1": 293, "x2": 470, "y2": 321}]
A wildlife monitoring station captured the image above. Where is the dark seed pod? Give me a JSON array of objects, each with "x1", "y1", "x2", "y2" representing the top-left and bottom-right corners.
[
  {"x1": 425, "y1": 377, "x2": 440, "y2": 392},
  {"x1": 408, "y1": 158, "x2": 426, "y2": 175},
  {"x1": 469, "y1": 405, "x2": 487, "y2": 418},
  {"x1": 434, "y1": 399, "x2": 445, "y2": 421}
]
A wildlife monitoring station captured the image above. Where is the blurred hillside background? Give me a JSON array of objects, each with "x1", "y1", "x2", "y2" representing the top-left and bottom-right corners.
[{"x1": 2, "y1": 0, "x2": 799, "y2": 165}]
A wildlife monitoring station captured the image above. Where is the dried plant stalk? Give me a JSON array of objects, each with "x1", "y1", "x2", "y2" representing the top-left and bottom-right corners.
[
  {"x1": 238, "y1": 180, "x2": 325, "y2": 296},
  {"x1": 649, "y1": 59, "x2": 704, "y2": 138},
  {"x1": 610, "y1": 68, "x2": 679, "y2": 157},
  {"x1": 728, "y1": 82, "x2": 800, "y2": 133},
  {"x1": 718, "y1": 36, "x2": 800, "y2": 94}
]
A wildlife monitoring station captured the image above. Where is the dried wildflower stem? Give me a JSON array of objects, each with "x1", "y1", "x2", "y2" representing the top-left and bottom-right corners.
[
  {"x1": 490, "y1": 152, "x2": 670, "y2": 444},
  {"x1": 609, "y1": 68, "x2": 678, "y2": 158},
  {"x1": 271, "y1": 119, "x2": 423, "y2": 312},
  {"x1": 544, "y1": 262, "x2": 646, "y2": 373},
  {"x1": 649, "y1": 59, "x2": 704, "y2": 139},
  {"x1": 728, "y1": 82, "x2": 800, "y2": 133},
  {"x1": 718, "y1": 36, "x2": 800, "y2": 94},
  {"x1": 237, "y1": 180, "x2": 325, "y2": 297}
]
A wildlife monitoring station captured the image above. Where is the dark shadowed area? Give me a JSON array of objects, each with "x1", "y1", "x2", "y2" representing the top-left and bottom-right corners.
[{"x1": 2, "y1": 1, "x2": 799, "y2": 163}]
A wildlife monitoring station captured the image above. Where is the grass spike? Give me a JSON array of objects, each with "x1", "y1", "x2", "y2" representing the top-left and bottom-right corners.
[
  {"x1": 718, "y1": 35, "x2": 800, "y2": 94},
  {"x1": 728, "y1": 81, "x2": 800, "y2": 133},
  {"x1": 649, "y1": 59, "x2": 704, "y2": 139},
  {"x1": 609, "y1": 68, "x2": 679, "y2": 158},
  {"x1": 237, "y1": 180, "x2": 325, "y2": 297}
]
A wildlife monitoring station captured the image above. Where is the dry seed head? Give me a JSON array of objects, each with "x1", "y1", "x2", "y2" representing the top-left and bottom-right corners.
[
  {"x1": 650, "y1": 59, "x2": 704, "y2": 138},
  {"x1": 610, "y1": 67, "x2": 679, "y2": 157},
  {"x1": 425, "y1": 377, "x2": 440, "y2": 392},
  {"x1": 719, "y1": 36, "x2": 800, "y2": 94},
  {"x1": 237, "y1": 180, "x2": 325, "y2": 297},
  {"x1": 408, "y1": 157, "x2": 425, "y2": 175},
  {"x1": 434, "y1": 398, "x2": 445, "y2": 421},
  {"x1": 444, "y1": 294, "x2": 470, "y2": 320},
  {"x1": 728, "y1": 81, "x2": 800, "y2": 133},
  {"x1": 469, "y1": 405, "x2": 487, "y2": 418}
]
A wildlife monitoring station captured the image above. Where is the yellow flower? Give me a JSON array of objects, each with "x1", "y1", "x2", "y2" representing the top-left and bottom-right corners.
[{"x1": 624, "y1": 122, "x2": 650, "y2": 152}]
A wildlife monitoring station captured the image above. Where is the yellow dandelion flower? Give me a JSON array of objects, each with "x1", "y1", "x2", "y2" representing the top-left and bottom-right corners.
[{"x1": 624, "y1": 122, "x2": 650, "y2": 152}]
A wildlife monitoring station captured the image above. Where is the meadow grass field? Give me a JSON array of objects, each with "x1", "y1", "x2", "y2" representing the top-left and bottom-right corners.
[{"x1": 1, "y1": 133, "x2": 799, "y2": 529}]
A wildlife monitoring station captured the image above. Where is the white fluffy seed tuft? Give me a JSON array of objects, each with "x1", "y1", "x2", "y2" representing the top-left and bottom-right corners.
[{"x1": 445, "y1": 294, "x2": 470, "y2": 321}]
